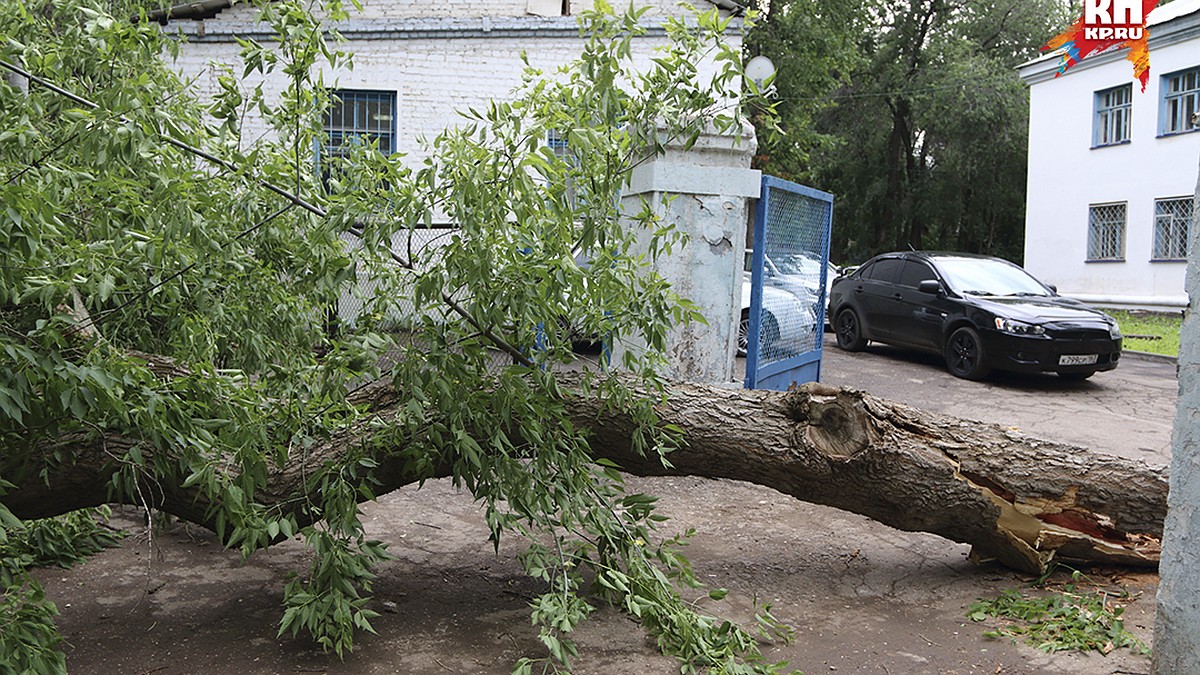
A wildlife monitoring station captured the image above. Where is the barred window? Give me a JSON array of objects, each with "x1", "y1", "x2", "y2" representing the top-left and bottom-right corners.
[
  {"x1": 546, "y1": 129, "x2": 577, "y2": 208},
  {"x1": 1087, "y1": 203, "x2": 1126, "y2": 261},
  {"x1": 1161, "y1": 66, "x2": 1200, "y2": 135},
  {"x1": 321, "y1": 90, "x2": 396, "y2": 183},
  {"x1": 546, "y1": 129, "x2": 570, "y2": 160},
  {"x1": 1094, "y1": 84, "x2": 1131, "y2": 146},
  {"x1": 1153, "y1": 198, "x2": 1194, "y2": 261}
]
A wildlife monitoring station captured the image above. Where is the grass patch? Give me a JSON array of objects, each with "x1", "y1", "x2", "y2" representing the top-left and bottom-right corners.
[
  {"x1": 968, "y1": 569, "x2": 1149, "y2": 656},
  {"x1": 1107, "y1": 309, "x2": 1181, "y2": 357}
]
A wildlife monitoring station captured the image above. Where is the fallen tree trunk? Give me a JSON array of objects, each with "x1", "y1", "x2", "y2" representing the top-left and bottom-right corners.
[
  {"x1": 3, "y1": 375, "x2": 1166, "y2": 574},
  {"x1": 568, "y1": 379, "x2": 1165, "y2": 574}
]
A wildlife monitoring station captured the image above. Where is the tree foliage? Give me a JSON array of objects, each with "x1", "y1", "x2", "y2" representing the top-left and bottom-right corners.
[
  {"x1": 743, "y1": 0, "x2": 872, "y2": 181},
  {"x1": 750, "y1": 0, "x2": 1073, "y2": 264},
  {"x1": 0, "y1": 0, "x2": 787, "y2": 671}
]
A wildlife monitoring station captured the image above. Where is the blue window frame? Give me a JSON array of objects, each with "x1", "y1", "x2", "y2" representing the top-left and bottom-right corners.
[
  {"x1": 1160, "y1": 66, "x2": 1200, "y2": 136},
  {"x1": 546, "y1": 129, "x2": 577, "y2": 208},
  {"x1": 323, "y1": 89, "x2": 396, "y2": 158},
  {"x1": 1093, "y1": 84, "x2": 1131, "y2": 147}
]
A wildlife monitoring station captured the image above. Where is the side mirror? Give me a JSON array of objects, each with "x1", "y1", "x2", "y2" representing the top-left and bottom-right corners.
[
  {"x1": 917, "y1": 279, "x2": 942, "y2": 295},
  {"x1": 1047, "y1": 283, "x2": 1058, "y2": 294}
]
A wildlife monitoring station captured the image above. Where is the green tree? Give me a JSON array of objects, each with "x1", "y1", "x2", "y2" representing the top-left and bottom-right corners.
[
  {"x1": 0, "y1": 0, "x2": 788, "y2": 671},
  {"x1": 754, "y1": 0, "x2": 1072, "y2": 264},
  {"x1": 743, "y1": 0, "x2": 873, "y2": 182}
]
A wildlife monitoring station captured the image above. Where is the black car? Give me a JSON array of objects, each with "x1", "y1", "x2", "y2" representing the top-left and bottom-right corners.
[{"x1": 827, "y1": 252, "x2": 1122, "y2": 380}]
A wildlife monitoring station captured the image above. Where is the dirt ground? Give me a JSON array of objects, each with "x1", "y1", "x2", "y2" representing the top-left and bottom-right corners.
[
  {"x1": 35, "y1": 342, "x2": 1170, "y2": 674},
  {"x1": 39, "y1": 474, "x2": 1156, "y2": 674}
]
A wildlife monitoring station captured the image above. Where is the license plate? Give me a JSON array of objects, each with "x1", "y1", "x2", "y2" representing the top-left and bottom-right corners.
[{"x1": 1059, "y1": 354, "x2": 1099, "y2": 366}]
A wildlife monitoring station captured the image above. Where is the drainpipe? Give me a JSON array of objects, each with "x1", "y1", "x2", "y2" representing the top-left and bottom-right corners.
[{"x1": 1063, "y1": 293, "x2": 1189, "y2": 311}]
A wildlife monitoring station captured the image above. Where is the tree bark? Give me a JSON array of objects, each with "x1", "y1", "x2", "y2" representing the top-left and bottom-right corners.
[{"x1": 2, "y1": 376, "x2": 1166, "y2": 575}]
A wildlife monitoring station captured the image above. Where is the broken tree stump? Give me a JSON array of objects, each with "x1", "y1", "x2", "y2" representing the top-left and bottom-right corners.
[{"x1": 571, "y1": 379, "x2": 1166, "y2": 574}]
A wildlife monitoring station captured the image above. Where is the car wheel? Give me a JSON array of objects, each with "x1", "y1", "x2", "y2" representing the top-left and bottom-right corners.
[
  {"x1": 1058, "y1": 370, "x2": 1095, "y2": 381},
  {"x1": 835, "y1": 308, "x2": 867, "y2": 351},
  {"x1": 944, "y1": 326, "x2": 990, "y2": 380},
  {"x1": 738, "y1": 310, "x2": 781, "y2": 358},
  {"x1": 761, "y1": 313, "x2": 781, "y2": 355}
]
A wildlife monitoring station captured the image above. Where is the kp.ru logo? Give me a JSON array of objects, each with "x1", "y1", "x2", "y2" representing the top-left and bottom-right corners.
[
  {"x1": 1043, "y1": 0, "x2": 1160, "y2": 90},
  {"x1": 1083, "y1": 0, "x2": 1146, "y2": 40}
]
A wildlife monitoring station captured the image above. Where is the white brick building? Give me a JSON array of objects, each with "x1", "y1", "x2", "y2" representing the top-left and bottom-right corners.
[
  {"x1": 154, "y1": 0, "x2": 752, "y2": 338},
  {"x1": 1018, "y1": 0, "x2": 1200, "y2": 310},
  {"x1": 157, "y1": 0, "x2": 745, "y2": 173}
]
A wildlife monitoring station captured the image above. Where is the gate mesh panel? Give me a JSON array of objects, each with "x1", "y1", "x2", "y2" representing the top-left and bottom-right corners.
[{"x1": 750, "y1": 185, "x2": 830, "y2": 368}]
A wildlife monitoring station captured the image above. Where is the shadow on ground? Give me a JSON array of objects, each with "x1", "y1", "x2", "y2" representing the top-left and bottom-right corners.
[{"x1": 41, "y1": 476, "x2": 1155, "y2": 674}]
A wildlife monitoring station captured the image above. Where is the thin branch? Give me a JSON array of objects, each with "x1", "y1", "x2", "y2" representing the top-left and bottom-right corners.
[
  {"x1": 0, "y1": 60, "x2": 327, "y2": 220},
  {"x1": 3, "y1": 70, "x2": 200, "y2": 186},
  {"x1": 2, "y1": 59, "x2": 534, "y2": 367},
  {"x1": 93, "y1": 203, "x2": 295, "y2": 324},
  {"x1": 5, "y1": 128, "x2": 88, "y2": 186}
]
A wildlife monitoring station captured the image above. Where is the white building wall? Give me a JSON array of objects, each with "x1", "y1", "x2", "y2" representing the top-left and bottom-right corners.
[
  {"x1": 172, "y1": 35, "x2": 725, "y2": 164},
  {"x1": 1022, "y1": 11, "x2": 1200, "y2": 309},
  {"x1": 212, "y1": 0, "x2": 710, "y2": 21},
  {"x1": 168, "y1": 0, "x2": 741, "y2": 202}
]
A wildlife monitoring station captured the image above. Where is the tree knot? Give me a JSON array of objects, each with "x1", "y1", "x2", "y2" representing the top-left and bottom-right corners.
[{"x1": 783, "y1": 383, "x2": 872, "y2": 460}]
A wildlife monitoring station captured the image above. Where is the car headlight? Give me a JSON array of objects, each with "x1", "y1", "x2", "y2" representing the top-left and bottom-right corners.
[
  {"x1": 994, "y1": 317, "x2": 1046, "y2": 335},
  {"x1": 1109, "y1": 320, "x2": 1122, "y2": 339}
]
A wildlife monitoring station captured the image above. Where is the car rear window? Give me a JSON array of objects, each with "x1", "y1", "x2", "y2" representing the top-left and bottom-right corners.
[{"x1": 863, "y1": 258, "x2": 904, "y2": 283}]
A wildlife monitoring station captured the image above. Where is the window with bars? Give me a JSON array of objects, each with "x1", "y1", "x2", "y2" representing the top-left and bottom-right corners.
[
  {"x1": 1094, "y1": 84, "x2": 1131, "y2": 146},
  {"x1": 1161, "y1": 66, "x2": 1200, "y2": 135},
  {"x1": 321, "y1": 90, "x2": 396, "y2": 183},
  {"x1": 1087, "y1": 203, "x2": 1126, "y2": 261},
  {"x1": 546, "y1": 129, "x2": 577, "y2": 208},
  {"x1": 1153, "y1": 197, "x2": 1194, "y2": 261}
]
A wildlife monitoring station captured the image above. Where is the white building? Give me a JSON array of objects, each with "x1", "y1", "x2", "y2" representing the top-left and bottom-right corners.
[
  {"x1": 153, "y1": 0, "x2": 758, "y2": 380},
  {"x1": 155, "y1": 0, "x2": 744, "y2": 179},
  {"x1": 1018, "y1": 0, "x2": 1200, "y2": 311}
]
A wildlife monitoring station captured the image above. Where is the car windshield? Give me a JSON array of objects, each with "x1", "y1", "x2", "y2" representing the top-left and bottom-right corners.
[
  {"x1": 773, "y1": 253, "x2": 822, "y2": 276},
  {"x1": 933, "y1": 257, "x2": 1050, "y2": 297}
]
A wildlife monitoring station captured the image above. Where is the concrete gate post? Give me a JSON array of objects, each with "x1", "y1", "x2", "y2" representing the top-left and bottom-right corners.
[
  {"x1": 611, "y1": 122, "x2": 761, "y2": 384},
  {"x1": 1153, "y1": 151, "x2": 1200, "y2": 673}
]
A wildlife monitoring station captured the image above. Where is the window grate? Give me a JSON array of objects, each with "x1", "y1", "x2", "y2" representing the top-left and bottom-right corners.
[
  {"x1": 1154, "y1": 198, "x2": 1194, "y2": 261},
  {"x1": 1095, "y1": 84, "x2": 1131, "y2": 146},
  {"x1": 546, "y1": 129, "x2": 577, "y2": 209},
  {"x1": 323, "y1": 90, "x2": 396, "y2": 159},
  {"x1": 1087, "y1": 203, "x2": 1126, "y2": 261},
  {"x1": 1162, "y1": 67, "x2": 1200, "y2": 135}
]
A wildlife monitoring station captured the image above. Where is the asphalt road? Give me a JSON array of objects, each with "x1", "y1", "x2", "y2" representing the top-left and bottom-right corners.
[{"x1": 749, "y1": 333, "x2": 1178, "y2": 467}]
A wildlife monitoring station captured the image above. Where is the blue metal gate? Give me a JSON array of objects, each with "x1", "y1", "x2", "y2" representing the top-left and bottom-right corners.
[{"x1": 744, "y1": 176, "x2": 834, "y2": 390}]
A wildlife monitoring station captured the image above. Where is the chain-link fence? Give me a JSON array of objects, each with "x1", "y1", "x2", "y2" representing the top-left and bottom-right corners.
[
  {"x1": 745, "y1": 177, "x2": 832, "y2": 390},
  {"x1": 335, "y1": 227, "x2": 452, "y2": 329},
  {"x1": 336, "y1": 227, "x2": 569, "y2": 375}
]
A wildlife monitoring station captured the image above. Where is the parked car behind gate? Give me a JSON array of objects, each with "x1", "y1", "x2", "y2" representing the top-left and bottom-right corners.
[
  {"x1": 827, "y1": 251, "x2": 1123, "y2": 380},
  {"x1": 738, "y1": 279, "x2": 817, "y2": 358}
]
